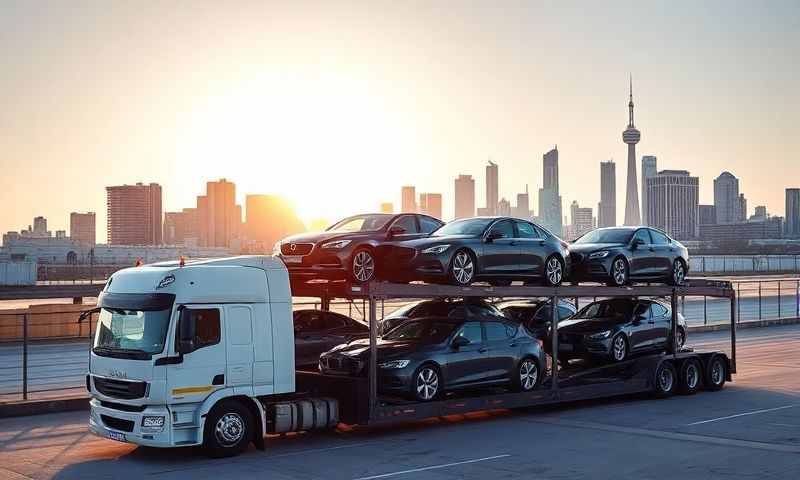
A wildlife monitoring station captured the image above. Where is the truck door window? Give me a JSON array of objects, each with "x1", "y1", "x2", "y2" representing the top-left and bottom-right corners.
[{"x1": 183, "y1": 309, "x2": 221, "y2": 350}]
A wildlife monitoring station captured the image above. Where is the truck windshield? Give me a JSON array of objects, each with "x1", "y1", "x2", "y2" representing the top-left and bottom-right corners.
[{"x1": 93, "y1": 308, "x2": 171, "y2": 359}]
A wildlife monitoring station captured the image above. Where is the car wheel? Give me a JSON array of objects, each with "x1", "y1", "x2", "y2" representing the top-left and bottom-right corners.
[
  {"x1": 654, "y1": 361, "x2": 677, "y2": 397},
  {"x1": 411, "y1": 364, "x2": 441, "y2": 402},
  {"x1": 607, "y1": 257, "x2": 629, "y2": 287},
  {"x1": 449, "y1": 250, "x2": 475, "y2": 286},
  {"x1": 679, "y1": 359, "x2": 703, "y2": 395},
  {"x1": 514, "y1": 357, "x2": 540, "y2": 392},
  {"x1": 705, "y1": 355, "x2": 727, "y2": 391},
  {"x1": 668, "y1": 259, "x2": 686, "y2": 286},
  {"x1": 610, "y1": 333, "x2": 628, "y2": 362},
  {"x1": 202, "y1": 400, "x2": 254, "y2": 458},
  {"x1": 350, "y1": 249, "x2": 376, "y2": 283},
  {"x1": 543, "y1": 256, "x2": 564, "y2": 286}
]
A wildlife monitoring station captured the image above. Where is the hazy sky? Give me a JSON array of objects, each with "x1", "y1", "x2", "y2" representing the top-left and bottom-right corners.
[{"x1": 2, "y1": 0, "x2": 798, "y2": 242}]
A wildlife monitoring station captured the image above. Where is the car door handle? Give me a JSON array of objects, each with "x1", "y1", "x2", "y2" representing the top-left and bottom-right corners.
[
  {"x1": 478, "y1": 348, "x2": 488, "y2": 353},
  {"x1": 509, "y1": 241, "x2": 517, "y2": 246},
  {"x1": 509, "y1": 342, "x2": 518, "y2": 347}
]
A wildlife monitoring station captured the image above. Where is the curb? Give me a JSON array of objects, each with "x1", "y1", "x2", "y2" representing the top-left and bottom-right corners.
[
  {"x1": 687, "y1": 316, "x2": 800, "y2": 333},
  {"x1": 0, "y1": 396, "x2": 88, "y2": 418}
]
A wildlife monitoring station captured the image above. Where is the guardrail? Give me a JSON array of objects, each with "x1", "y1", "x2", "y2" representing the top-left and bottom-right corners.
[
  {"x1": 1, "y1": 279, "x2": 798, "y2": 403},
  {"x1": 690, "y1": 255, "x2": 800, "y2": 274}
]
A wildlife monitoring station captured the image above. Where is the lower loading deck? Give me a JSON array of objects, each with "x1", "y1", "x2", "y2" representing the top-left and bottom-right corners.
[{"x1": 295, "y1": 349, "x2": 732, "y2": 426}]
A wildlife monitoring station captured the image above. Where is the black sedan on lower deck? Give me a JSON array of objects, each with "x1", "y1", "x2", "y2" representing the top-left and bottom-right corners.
[
  {"x1": 381, "y1": 216, "x2": 571, "y2": 286},
  {"x1": 379, "y1": 298, "x2": 508, "y2": 335},
  {"x1": 319, "y1": 316, "x2": 547, "y2": 401},
  {"x1": 548, "y1": 298, "x2": 687, "y2": 363},
  {"x1": 496, "y1": 299, "x2": 577, "y2": 338},
  {"x1": 568, "y1": 227, "x2": 689, "y2": 286},
  {"x1": 293, "y1": 309, "x2": 367, "y2": 367}
]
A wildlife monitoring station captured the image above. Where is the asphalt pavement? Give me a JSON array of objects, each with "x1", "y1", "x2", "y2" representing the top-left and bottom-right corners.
[{"x1": 1, "y1": 324, "x2": 798, "y2": 479}]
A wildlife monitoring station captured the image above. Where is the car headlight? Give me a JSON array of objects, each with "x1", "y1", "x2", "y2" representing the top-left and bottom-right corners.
[
  {"x1": 379, "y1": 359, "x2": 411, "y2": 369},
  {"x1": 589, "y1": 250, "x2": 609, "y2": 259},
  {"x1": 142, "y1": 416, "x2": 165, "y2": 431},
  {"x1": 588, "y1": 330, "x2": 612, "y2": 339},
  {"x1": 272, "y1": 242, "x2": 281, "y2": 256},
  {"x1": 421, "y1": 244, "x2": 450, "y2": 255},
  {"x1": 321, "y1": 239, "x2": 352, "y2": 249}
]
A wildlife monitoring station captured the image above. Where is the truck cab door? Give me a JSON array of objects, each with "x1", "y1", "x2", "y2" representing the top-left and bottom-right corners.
[
  {"x1": 168, "y1": 306, "x2": 226, "y2": 404},
  {"x1": 224, "y1": 305, "x2": 254, "y2": 390}
]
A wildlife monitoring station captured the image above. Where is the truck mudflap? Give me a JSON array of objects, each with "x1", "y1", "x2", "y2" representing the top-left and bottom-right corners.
[{"x1": 266, "y1": 397, "x2": 340, "y2": 434}]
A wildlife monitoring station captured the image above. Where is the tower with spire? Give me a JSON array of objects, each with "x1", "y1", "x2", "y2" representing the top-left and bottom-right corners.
[{"x1": 622, "y1": 75, "x2": 642, "y2": 226}]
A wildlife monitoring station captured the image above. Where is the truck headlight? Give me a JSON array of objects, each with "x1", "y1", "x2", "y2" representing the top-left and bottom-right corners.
[
  {"x1": 421, "y1": 244, "x2": 450, "y2": 255},
  {"x1": 379, "y1": 359, "x2": 410, "y2": 369},
  {"x1": 142, "y1": 416, "x2": 165, "y2": 430},
  {"x1": 588, "y1": 330, "x2": 612, "y2": 339},
  {"x1": 321, "y1": 239, "x2": 351, "y2": 249},
  {"x1": 589, "y1": 250, "x2": 609, "y2": 259}
]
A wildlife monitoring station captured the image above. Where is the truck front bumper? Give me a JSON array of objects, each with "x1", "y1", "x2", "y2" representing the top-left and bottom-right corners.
[{"x1": 88, "y1": 398, "x2": 200, "y2": 448}]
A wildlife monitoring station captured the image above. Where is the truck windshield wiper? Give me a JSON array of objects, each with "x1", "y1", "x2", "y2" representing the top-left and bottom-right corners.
[{"x1": 92, "y1": 346, "x2": 150, "y2": 360}]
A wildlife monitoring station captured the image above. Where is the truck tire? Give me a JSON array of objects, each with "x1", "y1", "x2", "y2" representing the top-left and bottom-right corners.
[
  {"x1": 654, "y1": 361, "x2": 677, "y2": 398},
  {"x1": 203, "y1": 400, "x2": 254, "y2": 458},
  {"x1": 678, "y1": 358, "x2": 703, "y2": 395},
  {"x1": 705, "y1": 355, "x2": 727, "y2": 391}
]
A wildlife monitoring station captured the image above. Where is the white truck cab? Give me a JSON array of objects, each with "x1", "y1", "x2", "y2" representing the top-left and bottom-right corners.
[{"x1": 87, "y1": 256, "x2": 334, "y2": 457}]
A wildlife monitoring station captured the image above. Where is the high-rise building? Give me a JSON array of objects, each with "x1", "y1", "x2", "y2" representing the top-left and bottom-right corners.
[
  {"x1": 645, "y1": 170, "x2": 699, "y2": 240},
  {"x1": 401, "y1": 186, "x2": 417, "y2": 213},
  {"x1": 699, "y1": 218, "x2": 783, "y2": 242},
  {"x1": 750, "y1": 205, "x2": 768, "y2": 222},
  {"x1": 538, "y1": 147, "x2": 562, "y2": 235},
  {"x1": 197, "y1": 179, "x2": 242, "y2": 248},
  {"x1": 379, "y1": 202, "x2": 393, "y2": 214},
  {"x1": 786, "y1": 188, "x2": 800, "y2": 238},
  {"x1": 713, "y1": 171, "x2": 740, "y2": 224},
  {"x1": 106, "y1": 182, "x2": 163, "y2": 245},
  {"x1": 598, "y1": 160, "x2": 616, "y2": 228},
  {"x1": 454, "y1": 175, "x2": 475, "y2": 219},
  {"x1": 512, "y1": 187, "x2": 531, "y2": 219},
  {"x1": 485, "y1": 160, "x2": 499, "y2": 216},
  {"x1": 737, "y1": 194, "x2": 748, "y2": 222},
  {"x1": 699, "y1": 205, "x2": 716, "y2": 225},
  {"x1": 641, "y1": 156, "x2": 657, "y2": 225},
  {"x1": 497, "y1": 198, "x2": 511, "y2": 216},
  {"x1": 419, "y1": 193, "x2": 443, "y2": 220},
  {"x1": 245, "y1": 194, "x2": 305, "y2": 251},
  {"x1": 163, "y1": 208, "x2": 198, "y2": 246},
  {"x1": 623, "y1": 77, "x2": 642, "y2": 226},
  {"x1": 70, "y1": 212, "x2": 96, "y2": 245},
  {"x1": 32, "y1": 216, "x2": 48, "y2": 236},
  {"x1": 569, "y1": 201, "x2": 595, "y2": 239}
]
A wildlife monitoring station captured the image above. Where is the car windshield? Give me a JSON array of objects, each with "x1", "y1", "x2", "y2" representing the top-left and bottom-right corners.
[
  {"x1": 382, "y1": 319, "x2": 458, "y2": 343},
  {"x1": 574, "y1": 300, "x2": 634, "y2": 319},
  {"x1": 93, "y1": 308, "x2": 171, "y2": 357},
  {"x1": 574, "y1": 228, "x2": 634, "y2": 244},
  {"x1": 327, "y1": 214, "x2": 392, "y2": 232},
  {"x1": 433, "y1": 218, "x2": 494, "y2": 236}
]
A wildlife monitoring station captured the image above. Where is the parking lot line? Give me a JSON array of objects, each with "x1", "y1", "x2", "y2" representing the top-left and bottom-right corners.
[
  {"x1": 352, "y1": 454, "x2": 511, "y2": 480},
  {"x1": 686, "y1": 405, "x2": 797, "y2": 426}
]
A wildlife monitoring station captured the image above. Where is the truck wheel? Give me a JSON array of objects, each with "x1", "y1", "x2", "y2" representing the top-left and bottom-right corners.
[
  {"x1": 678, "y1": 359, "x2": 703, "y2": 395},
  {"x1": 514, "y1": 357, "x2": 540, "y2": 392},
  {"x1": 654, "y1": 361, "x2": 677, "y2": 397},
  {"x1": 705, "y1": 355, "x2": 727, "y2": 391},
  {"x1": 203, "y1": 400, "x2": 254, "y2": 458}
]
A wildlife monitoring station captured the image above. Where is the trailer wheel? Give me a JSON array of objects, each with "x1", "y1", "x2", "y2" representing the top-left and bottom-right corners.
[
  {"x1": 514, "y1": 357, "x2": 540, "y2": 392},
  {"x1": 705, "y1": 355, "x2": 727, "y2": 391},
  {"x1": 654, "y1": 361, "x2": 677, "y2": 397},
  {"x1": 202, "y1": 400, "x2": 254, "y2": 458},
  {"x1": 678, "y1": 358, "x2": 703, "y2": 395}
]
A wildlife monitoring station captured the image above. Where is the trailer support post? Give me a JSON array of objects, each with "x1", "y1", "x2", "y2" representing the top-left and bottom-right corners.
[
  {"x1": 368, "y1": 290, "x2": 378, "y2": 420},
  {"x1": 670, "y1": 288, "x2": 678, "y2": 355},
  {"x1": 550, "y1": 294, "x2": 559, "y2": 397},
  {"x1": 730, "y1": 289, "x2": 737, "y2": 374}
]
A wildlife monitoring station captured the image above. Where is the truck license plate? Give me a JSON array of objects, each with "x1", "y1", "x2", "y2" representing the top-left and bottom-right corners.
[
  {"x1": 108, "y1": 431, "x2": 127, "y2": 442},
  {"x1": 282, "y1": 255, "x2": 302, "y2": 264}
]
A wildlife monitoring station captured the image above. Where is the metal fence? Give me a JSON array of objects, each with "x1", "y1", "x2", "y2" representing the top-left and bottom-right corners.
[
  {"x1": 1, "y1": 279, "x2": 799, "y2": 403},
  {"x1": 690, "y1": 255, "x2": 800, "y2": 274}
]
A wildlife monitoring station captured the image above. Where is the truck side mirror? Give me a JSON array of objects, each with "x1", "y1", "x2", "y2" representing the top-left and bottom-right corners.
[{"x1": 177, "y1": 309, "x2": 196, "y2": 354}]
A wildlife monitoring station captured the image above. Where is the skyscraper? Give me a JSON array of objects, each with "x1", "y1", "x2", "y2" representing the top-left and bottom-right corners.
[
  {"x1": 645, "y1": 170, "x2": 699, "y2": 240},
  {"x1": 70, "y1": 212, "x2": 96, "y2": 245},
  {"x1": 245, "y1": 194, "x2": 305, "y2": 250},
  {"x1": 713, "y1": 171, "x2": 740, "y2": 224},
  {"x1": 512, "y1": 187, "x2": 531, "y2": 219},
  {"x1": 454, "y1": 175, "x2": 475, "y2": 219},
  {"x1": 401, "y1": 186, "x2": 417, "y2": 213},
  {"x1": 497, "y1": 198, "x2": 511, "y2": 216},
  {"x1": 641, "y1": 155, "x2": 657, "y2": 225},
  {"x1": 623, "y1": 77, "x2": 642, "y2": 226},
  {"x1": 106, "y1": 182, "x2": 162, "y2": 245},
  {"x1": 197, "y1": 179, "x2": 242, "y2": 248},
  {"x1": 699, "y1": 205, "x2": 716, "y2": 225},
  {"x1": 786, "y1": 188, "x2": 800, "y2": 238},
  {"x1": 598, "y1": 160, "x2": 616, "y2": 228},
  {"x1": 419, "y1": 193, "x2": 443, "y2": 220},
  {"x1": 163, "y1": 208, "x2": 198, "y2": 246},
  {"x1": 32, "y1": 216, "x2": 48, "y2": 236},
  {"x1": 538, "y1": 147, "x2": 562, "y2": 235},
  {"x1": 485, "y1": 160, "x2": 498, "y2": 216},
  {"x1": 569, "y1": 201, "x2": 594, "y2": 239}
]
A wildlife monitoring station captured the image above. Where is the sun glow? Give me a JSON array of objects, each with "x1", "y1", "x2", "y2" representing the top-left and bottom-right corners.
[{"x1": 174, "y1": 69, "x2": 418, "y2": 227}]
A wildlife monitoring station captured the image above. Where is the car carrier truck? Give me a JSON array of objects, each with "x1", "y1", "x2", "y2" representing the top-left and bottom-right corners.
[{"x1": 86, "y1": 256, "x2": 736, "y2": 457}]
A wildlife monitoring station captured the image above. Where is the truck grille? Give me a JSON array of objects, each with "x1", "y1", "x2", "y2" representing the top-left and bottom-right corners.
[
  {"x1": 93, "y1": 376, "x2": 147, "y2": 400},
  {"x1": 281, "y1": 243, "x2": 313, "y2": 256}
]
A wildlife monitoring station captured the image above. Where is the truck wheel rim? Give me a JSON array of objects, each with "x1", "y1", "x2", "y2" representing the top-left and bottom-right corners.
[
  {"x1": 453, "y1": 252, "x2": 474, "y2": 285},
  {"x1": 520, "y1": 360, "x2": 538, "y2": 390},
  {"x1": 215, "y1": 413, "x2": 245, "y2": 446},
  {"x1": 613, "y1": 260, "x2": 626, "y2": 285},
  {"x1": 659, "y1": 366, "x2": 674, "y2": 392},
  {"x1": 674, "y1": 262, "x2": 685, "y2": 284},
  {"x1": 686, "y1": 363, "x2": 699, "y2": 389},
  {"x1": 416, "y1": 368, "x2": 439, "y2": 400},
  {"x1": 353, "y1": 251, "x2": 375, "y2": 282},
  {"x1": 711, "y1": 361, "x2": 723, "y2": 384},
  {"x1": 546, "y1": 258, "x2": 562, "y2": 285},
  {"x1": 613, "y1": 336, "x2": 626, "y2": 360}
]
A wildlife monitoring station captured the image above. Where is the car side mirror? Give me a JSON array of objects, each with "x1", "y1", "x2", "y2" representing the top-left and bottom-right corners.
[
  {"x1": 177, "y1": 309, "x2": 196, "y2": 354},
  {"x1": 631, "y1": 238, "x2": 645, "y2": 249},
  {"x1": 485, "y1": 231, "x2": 503, "y2": 243},
  {"x1": 388, "y1": 226, "x2": 406, "y2": 238},
  {"x1": 452, "y1": 336, "x2": 471, "y2": 349}
]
